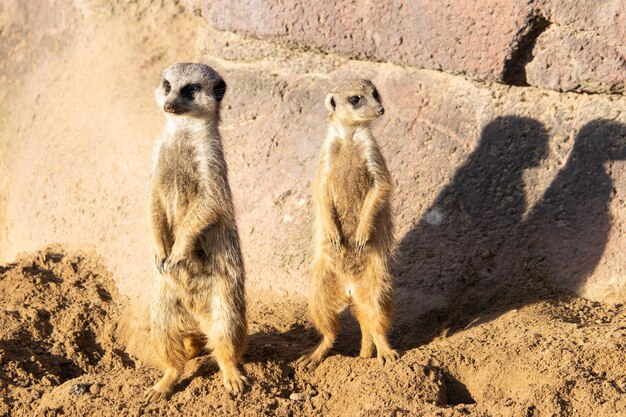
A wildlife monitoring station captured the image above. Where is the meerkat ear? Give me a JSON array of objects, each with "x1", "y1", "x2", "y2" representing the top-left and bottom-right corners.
[
  {"x1": 213, "y1": 79, "x2": 227, "y2": 102},
  {"x1": 325, "y1": 93, "x2": 336, "y2": 112}
]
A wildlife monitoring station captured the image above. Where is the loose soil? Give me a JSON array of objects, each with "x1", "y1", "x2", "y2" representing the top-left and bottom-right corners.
[{"x1": 1, "y1": 247, "x2": 625, "y2": 417}]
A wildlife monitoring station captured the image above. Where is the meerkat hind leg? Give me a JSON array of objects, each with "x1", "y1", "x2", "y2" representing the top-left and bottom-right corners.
[
  {"x1": 145, "y1": 304, "x2": 189, "y2": 402},
  {"x1": 352, "y1": 305, "x2": 375, "y2": 358},
  {"x1": 198, "y1": 292, "x2": 247, "y2": 394},
  {"x1": 353, "y1": 280, "x2": 398, "y2": 365},
  {"x1": 211, "y1": 337, "x2": 247, "y2": 393},
  {"x1": 300, "y1": 263, "x2": 341, "y2": 369}
]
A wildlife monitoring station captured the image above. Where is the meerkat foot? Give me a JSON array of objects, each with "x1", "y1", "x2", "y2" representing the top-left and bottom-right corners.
[
  {"x1": 298, "y1": 344, "x2": 330, "y2": 370},
  {"x1": 163, "y1": 255, "x2": 184, "y2": 274},
  {"x1": 144, "y1": 386, "x2": 170, "y2": 403},
  {"x1": 144, "y1": 367, "x2": 180, "y2": 403},
  {"x1": 377, "y1": 349, "x2": 399, "y2": 365},
  {"x1": 222, "y1": 368, "x2": 247, "y2": 394}
]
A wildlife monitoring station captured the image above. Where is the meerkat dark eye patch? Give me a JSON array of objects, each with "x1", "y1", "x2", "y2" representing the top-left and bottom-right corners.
[
  {"x1": 348, "y1": 95, "x2": 362, "y2": 106},
  {"x1": 330, "y1": 97, "x2": 336, "y2": 111},
  {"x1": 180, "y1": 83, "x2": 201, "y2": 100},
  {"x1": 372, "y1": 89, "x2": 380, "y2": 102},
  {"x1": 163, "y1": 79, "x2": 171, "y2": 95},
  {"x1": 213, "y1": 79, "x2": 227, "y2": 102}
]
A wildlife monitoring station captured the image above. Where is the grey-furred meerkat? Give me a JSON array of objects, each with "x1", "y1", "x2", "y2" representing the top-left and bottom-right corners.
[
  {"x1": 299, "y1": 79, "x2": 399, "y2": 368},
  {"x1": 145, "y1": 63, "x2": 247, "y2": 402}
]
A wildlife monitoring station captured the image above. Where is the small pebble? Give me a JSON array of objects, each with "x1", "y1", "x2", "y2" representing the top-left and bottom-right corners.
[
  {"x1": 90, "y1": 383, "x2": 102, "y2": 395},
  {"x1": 289, "y1": 392, "x2": 310, "y2": 401},
  {"x1": 69, "y1": 383, "x2": 90, "y2": 397}
]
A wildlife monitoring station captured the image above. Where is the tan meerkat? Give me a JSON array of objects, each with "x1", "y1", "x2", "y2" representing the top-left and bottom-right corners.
[
  {"x1": 145, "y1": 63, "x2": 247, "y2": 402},
  {"x1": 299, "y1": 79, "x2": 399, "y2": 368}
]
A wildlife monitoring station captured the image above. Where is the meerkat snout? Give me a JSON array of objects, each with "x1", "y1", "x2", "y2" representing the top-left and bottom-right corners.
[{"x1": 377, "y1": 106, "x2": 385, "y2": 116}]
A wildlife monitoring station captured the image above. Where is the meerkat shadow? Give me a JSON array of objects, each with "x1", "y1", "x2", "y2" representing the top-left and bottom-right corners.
[
  {"x1": 520, "y1": 119, "x2": 626, "y2": 297},
  {"x1": 391, "y1": 116, "x2": 551, "y2": 349},
  {"x1": 246, "y1": 323, "x2": 318, "y2": 364},
  {"x1": 392, "y1": 117, "x2": 626, "y2": 350},
  {"x1": 246, "y1": 314, "x2": 364, "y2": 366}
]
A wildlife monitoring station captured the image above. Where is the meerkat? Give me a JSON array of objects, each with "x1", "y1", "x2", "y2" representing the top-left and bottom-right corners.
[
  {"x1": 145, "y1": 63, "x2": 247, "y2": 402},
  {"x1": 299, "y1": 79, "x2": 398, "y2": 368}
]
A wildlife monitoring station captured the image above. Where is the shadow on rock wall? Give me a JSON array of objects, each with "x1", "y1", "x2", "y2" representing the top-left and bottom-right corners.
[{"x1": 392, "y1": 117, "x2": 626, "y2": 351}]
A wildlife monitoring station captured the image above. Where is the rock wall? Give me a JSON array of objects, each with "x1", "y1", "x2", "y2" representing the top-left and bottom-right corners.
[
  {"x1": 1, "y1": 1, "x2": 625, "y2": 311},
  {"x1": 191, "y1": 0, "x2": 625, "y2": 94}
]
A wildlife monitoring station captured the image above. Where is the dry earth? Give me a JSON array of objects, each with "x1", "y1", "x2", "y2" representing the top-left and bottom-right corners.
[{"x1": 2, "y1": 248, "x2": 626, "y2": 416}]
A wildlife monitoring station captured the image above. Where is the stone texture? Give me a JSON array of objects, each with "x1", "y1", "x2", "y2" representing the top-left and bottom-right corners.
[
  {"x1": 200, "y1": 0, "x2": 538, "y2": 82},
  {"x1": 526, "y1": 0, "x2": 626, "y2": 94},
  {"x1": 193, "y1": 0, "x2": 625, "y2": 94}
]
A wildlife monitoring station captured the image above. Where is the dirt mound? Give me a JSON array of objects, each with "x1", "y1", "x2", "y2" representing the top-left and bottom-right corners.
[
  {"x1": 0, "y1": 246, "x2": 130, "y2": 417},
  {"x1": 1, "y1": 248, "x2": 626, "y2": 416}
]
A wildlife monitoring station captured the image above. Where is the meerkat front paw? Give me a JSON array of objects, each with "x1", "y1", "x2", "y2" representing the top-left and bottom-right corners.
[
  {"x1": 354, "y1": 229, "x2": 369, "y2": 254},
  {"x1": 163, "y1": 251, "x2": 185, "y2": 274},
  {"x1": 154, "y1": 255, "x2": 167, "y2": 274},
  {"x1": 328, "y1": 229, "x2": 342, "y2": 250}
]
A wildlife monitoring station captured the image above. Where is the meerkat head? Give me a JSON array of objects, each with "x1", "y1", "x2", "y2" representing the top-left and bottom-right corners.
[
  {"x1": 155, "y1": 63, "x2": 227, "y2": 120},
  {"x1": 325, "y1": 79, "x2": 384, "y2": 126}
]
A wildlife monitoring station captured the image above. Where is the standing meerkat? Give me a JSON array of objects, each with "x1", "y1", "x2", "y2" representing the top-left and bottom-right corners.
[
  {"x1": 300, "y1": 79, "x2": 398, "y2": 368},
  {"x1": 145, "y1": 63, "x2": 247, "y2": 402}
]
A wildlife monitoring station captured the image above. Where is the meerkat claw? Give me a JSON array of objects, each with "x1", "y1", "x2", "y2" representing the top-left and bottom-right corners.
[
  {"x1": 377, "y1": 349, "x2": 400, "y2": 365},
  {"x1": 144, "y1": 387, "x2": 168, "y2": 403},
  {"x1": 224, "y1": 373, "x2": 248, "y2": 394}
]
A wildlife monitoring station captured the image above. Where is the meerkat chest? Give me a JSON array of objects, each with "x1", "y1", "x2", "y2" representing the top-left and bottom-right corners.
[
  {"x1": 155, "y1": 136, "x2": 205, "y2": 206},
  {"x1": 328, "y1": 142, "x2": 372, "y2": 208}
]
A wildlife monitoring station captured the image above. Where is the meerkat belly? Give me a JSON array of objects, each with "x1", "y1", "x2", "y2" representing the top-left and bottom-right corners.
[{"x1": 329, "y1": 146, "x2": 371, "y2": 240}]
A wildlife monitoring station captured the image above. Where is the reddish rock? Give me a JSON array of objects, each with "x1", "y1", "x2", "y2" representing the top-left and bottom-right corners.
[
  {"x1": 526, "y1": 0, "x2": 626, "y2": 94},
  {"x1": 194, "y1": 0, "x2": 625, "y2": 94},
  {"x1": 202, "y1": 0, "x2": 538, "y2": 82}
]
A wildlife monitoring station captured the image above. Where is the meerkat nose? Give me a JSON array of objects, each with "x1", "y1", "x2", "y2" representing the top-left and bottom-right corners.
[
  {"x1": 377, "y1": 106, "x2": 385, "y2": 116},
  {"x1": 164, "y1": 104, "x2": 177, "y2": 113}
]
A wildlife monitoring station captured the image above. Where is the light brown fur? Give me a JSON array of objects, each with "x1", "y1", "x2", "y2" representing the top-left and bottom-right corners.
[
  {"x1": 300, "y1": 80, "x2": 398, "y2": 368},
  {"x1": 145, "y1": 63, "x2": 247, "y2": 402}
]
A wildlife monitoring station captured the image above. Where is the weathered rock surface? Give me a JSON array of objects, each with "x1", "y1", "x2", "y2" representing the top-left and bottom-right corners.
[
  {"x1": 191, "y1": 0, "x2": 625, "y2": 94},
  {"x1": 527, "y1": 0, "x2": 626, "y2": 94}
]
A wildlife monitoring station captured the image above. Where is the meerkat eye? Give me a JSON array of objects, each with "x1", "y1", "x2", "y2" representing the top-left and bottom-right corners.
[
  {"x1": 163, "y1": 79, "x2": 171, "y2": 94},
  {"x1": 372, "y1": 89, "x2": 380, "y2": 102},
  {"x1": 348, "y1": 96, "x2": 361, "y2": 105},
  {"x1": 180, "y1": 83, "x2": 201, "y2": 100}
]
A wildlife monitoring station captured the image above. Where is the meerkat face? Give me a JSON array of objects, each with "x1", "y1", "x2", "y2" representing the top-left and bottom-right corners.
[
  {"x1": 325, "y1": 79, "x2": 384, "y2": 125},
  {"x1": 155, "y1": 63, "x2": 227, "y2": 119}
]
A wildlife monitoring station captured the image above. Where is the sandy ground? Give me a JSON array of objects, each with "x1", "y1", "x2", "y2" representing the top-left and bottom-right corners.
[{"x1": 2, "y1": 247, "x2": 626, "y2": 417}]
